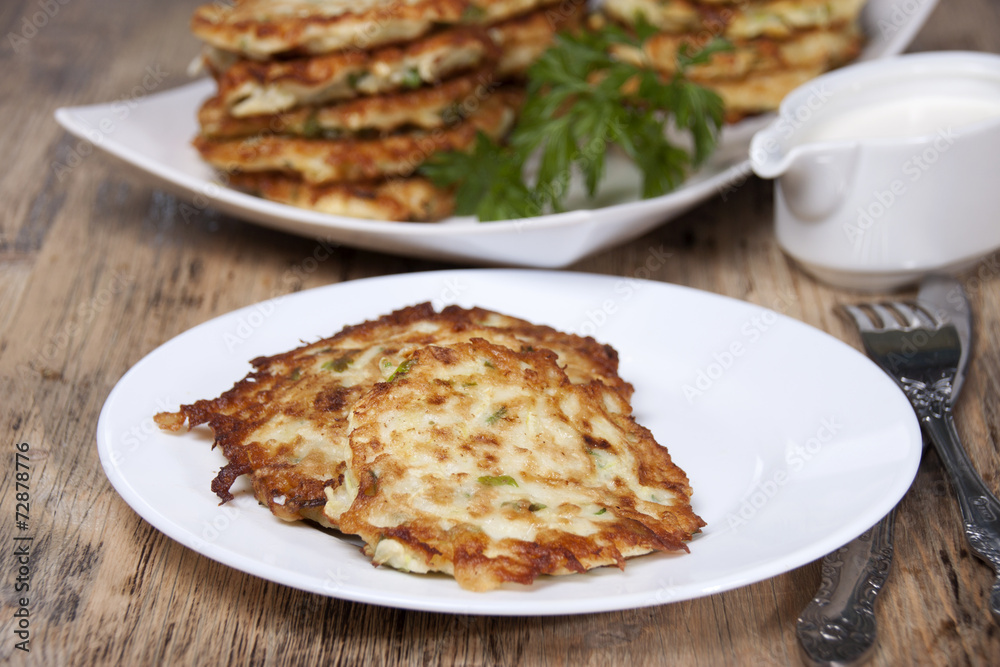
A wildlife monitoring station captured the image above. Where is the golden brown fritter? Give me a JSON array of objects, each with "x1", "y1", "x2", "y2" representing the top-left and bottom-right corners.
[
  {"x1": 603, "y1": 0, "x2": 866, "y2": 40},
  {"x1": 192, "y1": 89, "x2": 521, "y2": 183},
  {"x1": 598, "y1": 0, "x2": 864, "y2": 121},
  {"x1": 191, "y1": 0, "x2": 567, "y2": 59},
  {"x1": 154, "y1": 304, "x2": 633, "y2": 527},
  {"x1": 705, "y1": 66, "x2": 829, "y2": 121},
  {"x1": 197, "y1": 69, "x2": 499, "y2": 139},
  {"x1": 191, "y1": 0, "x2": 471, "y2": 59},
  {"x1": 330, "y1": 339, "x2": 703, "y2": 591},
  {"x1": 214, "y1": 26, "x2": 498, "y2": 117},
  {"x1": 488, "y1": 3, "x2": 587, "y2": 79},
  {"x1": 226, "y1": 173, "x2": 455, "y2": 221},
  {"x1": 612, "y1": 24, "x2": 862, "y2": 81}
]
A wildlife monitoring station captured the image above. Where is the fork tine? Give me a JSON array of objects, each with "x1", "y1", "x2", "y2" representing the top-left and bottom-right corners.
[
  {"x1": 840, "y1": 305, "x2": 878, "y2": 332},
  {"x1": 889, "y1": 302, "x2": 924, "y2": 328},
  {"x1": 911, "y1": 301, "x2": 948, "y2": 329},
  {"x1": 871, "y1": 304, "x2": 903, "y2": 330}
]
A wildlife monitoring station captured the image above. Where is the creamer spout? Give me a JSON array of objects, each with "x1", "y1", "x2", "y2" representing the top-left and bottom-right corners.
[{"x1": 748, "y1": 127, "x2": 794, "y2": 179}]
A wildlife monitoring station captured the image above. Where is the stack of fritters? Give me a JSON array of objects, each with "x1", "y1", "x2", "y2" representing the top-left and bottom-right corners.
[
  {"x1": 189, "y1": 0, "x2": 585, "y2": 221},
  {"x1": 603, "y1": 0, "x2": 865, "y2": 122},
  {"x1": 156, "y1": 303, "x2": 704, "y2": 591}
]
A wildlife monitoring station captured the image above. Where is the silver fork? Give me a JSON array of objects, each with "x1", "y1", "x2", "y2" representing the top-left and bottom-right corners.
[{"x1": 797, "y1": 276, "x2": 1000, "y2": 665}]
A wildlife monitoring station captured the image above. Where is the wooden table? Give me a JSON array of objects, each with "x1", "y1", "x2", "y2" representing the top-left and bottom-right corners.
[{"x1": 3, "y1": 0, "x2": 1000, "y2": 664}]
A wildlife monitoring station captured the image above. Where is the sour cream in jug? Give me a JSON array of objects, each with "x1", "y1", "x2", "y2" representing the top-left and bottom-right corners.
[{"x1": 799, "y1": 95, "x2": 1000, "y2": 143}]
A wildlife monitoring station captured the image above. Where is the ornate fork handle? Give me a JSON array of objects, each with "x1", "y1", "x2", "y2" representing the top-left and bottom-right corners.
[
  {"x1": 796, "y1": 515, "x2": 895, "y2": 666},
  {"x1": 923, "y1": 410, "x2": 1000, "y2": 623}
]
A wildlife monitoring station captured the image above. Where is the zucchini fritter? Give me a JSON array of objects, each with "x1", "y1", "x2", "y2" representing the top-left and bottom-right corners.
[
  {"x1": 192, "y1": 0, "x2": 470, "y2": 59},
  {"x1": 191, "y1": 0, "x2": 566, "y2": 59},
  {"x1": 488, "y1": 3, "x2": 587, "y2": 79},
  {"x1": 612, "y1": 24, "x2": 861, "y2": 81},
  {"x1": 215, "y1": 26, "x2": 499, "y2": 117},
  {"x1": 706, "y1": 66, "x2": 830, "y2": 121},
  {"x1": 600, "y1": 0, "x2": 865, "y2": 121},
  {"x1": 226, "y1": 173, "x2": 455, "y2": 221},
  {"x1": 197, "y1": 70, "x2": 498, "y2": 139},
  {"x1": 192, "y1": 89, "x2": 521, "y2": 183},
  {"x1": 330, "y1": 339, "x2": 703, "y2": 591},
  {"x1": 603, "y1": 0, "x2": 866, "y2": 40}
]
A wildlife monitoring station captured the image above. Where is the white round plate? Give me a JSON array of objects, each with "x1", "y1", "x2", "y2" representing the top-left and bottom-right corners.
[
  {"x1": 96, "y1": 270, "x2": 922, "y2": 615},
  {"x1": 57, "y1": 0, "x2": 937, "y2": 267}
]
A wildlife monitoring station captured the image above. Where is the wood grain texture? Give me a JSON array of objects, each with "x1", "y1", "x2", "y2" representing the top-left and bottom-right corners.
[{"x1": 1, "y1": 0, "x2": 999, "y2": 664}]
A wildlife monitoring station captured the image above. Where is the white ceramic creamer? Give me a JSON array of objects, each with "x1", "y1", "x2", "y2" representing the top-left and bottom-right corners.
[{"x1": 750, "y1": 52, "x2": 1000, "y2": 290}]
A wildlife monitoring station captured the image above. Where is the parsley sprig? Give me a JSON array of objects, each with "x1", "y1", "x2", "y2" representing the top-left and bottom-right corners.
[{"x1": 420, "y1": 23, "x2": 729, "y2": 221}]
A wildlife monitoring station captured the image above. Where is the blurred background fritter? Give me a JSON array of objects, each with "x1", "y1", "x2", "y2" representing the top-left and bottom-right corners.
[
  {"x1": 189, "y1": 0, "x2": 864, "y2": 219},
  {"x1": 602, "y1": 0, "x2": 865, "y2": 122},
  {"x1": 189, "y1": 0, "x2": 583, "y2": 221}
]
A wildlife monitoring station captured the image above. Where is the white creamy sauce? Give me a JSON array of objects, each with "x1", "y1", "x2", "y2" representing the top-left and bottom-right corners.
[{"x1": 801, "y1": 95, "x2": 1000, "y2": 143}]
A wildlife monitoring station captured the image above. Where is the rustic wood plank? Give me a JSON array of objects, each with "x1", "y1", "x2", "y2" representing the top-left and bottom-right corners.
[{"x1": 2, "y1": 0, "x2": 1000, "y2": 664}]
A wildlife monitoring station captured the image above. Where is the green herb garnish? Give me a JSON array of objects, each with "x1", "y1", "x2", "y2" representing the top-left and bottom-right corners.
[
  {"x1": 321, "y1": 352, "x2": 354, "y2": 372},
  {"x1": 386, "y1": 358, "x2": 415, "y2": 382},
  {"x1": 401, "y1": 67, "x2": 422, "y2": 89},
  {"x1": 485, "y1": 406, "x2": 508, "y2": 425},
  {"x1": 420, "y1": 25, "x2": 728, "y2": 221},
  {"x1": 477, "y1": 475, "x2": 518, "y2": 487},
  {"x1": 302, "y1": 112, "x2": 321, "y2": 138},
  {"x1": 502, "y1": 500, "x2": 546, "y2": 512},
  {"x1": 595, "y1": 508, "x2": 607, "y2": 515},
  {"x1": 421, "y1": 133, "x2": 535, "y2": 220},
  {"x1": 460, "y1": 4, "x2": 486, "y2": 22},
  {"x1": 347, "y1": 70, "x2": 367, "y2": 89},
  {"x1": 289, "y1": 367, "x2": 301, "y2": 381}
]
